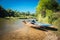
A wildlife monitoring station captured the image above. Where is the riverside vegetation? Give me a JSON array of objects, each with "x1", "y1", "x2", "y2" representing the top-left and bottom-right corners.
[{"x1": 36, "y1": 0, "x2": 60, "y2": 39}]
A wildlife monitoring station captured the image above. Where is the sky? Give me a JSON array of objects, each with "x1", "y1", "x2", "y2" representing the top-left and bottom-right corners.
[
  {"x1": 58, "y1": 0, "x2": 60, "y2": 3},
  {"x1": 0, "y1": 0, "x2": 39, "y2": 13}
]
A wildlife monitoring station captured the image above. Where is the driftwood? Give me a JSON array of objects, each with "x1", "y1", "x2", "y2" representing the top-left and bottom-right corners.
[
  {"x1": 22, "y1": 20, "x2": 45, "y2": 28},
  {"x1": 22, "y1": 20, "x2": 58, "y2": 31}
]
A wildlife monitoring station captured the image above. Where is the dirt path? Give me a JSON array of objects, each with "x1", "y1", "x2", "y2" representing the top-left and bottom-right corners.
[
  {"x1": 1, "y1": 26, "x2": 45, "y2": 40},
  {"x1": 1, "y1": 25, "x2": 58, "y2": 40},
  {"x1": 44, "y1": 31, "x2": 58, "y2": 40}
]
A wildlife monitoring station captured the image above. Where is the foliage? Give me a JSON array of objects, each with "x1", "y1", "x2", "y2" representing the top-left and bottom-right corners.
[
  {"x1": 36, "y1": 0, "x2": 60, "y2": 24},
  {"x1": 0, "y1": 6, "x2": 8, "y2": 18},
  {"x1": 36, "y1": 0, "x2": 58, "y2": 11}
]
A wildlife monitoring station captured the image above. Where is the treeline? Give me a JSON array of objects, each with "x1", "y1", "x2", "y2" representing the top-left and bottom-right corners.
[{"x1": 0, "y1": 6, "x2": 35, "y2": 18}]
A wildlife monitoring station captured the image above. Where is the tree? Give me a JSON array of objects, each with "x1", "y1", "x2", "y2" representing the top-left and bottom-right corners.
[
  {"x1": 0, "y1": 5, "x2": 8, "y2": 18},
  {"x1": 36, "y1": 0, "x2": 58, "y2": 11},
  {"x1": 36, "y1": 0, "x2": 59, "y2": 23},
  {"x1": 26, "y1": 11, "x2": 30, "y2": 16},
  {"x1": 7, "y1": 9, "x2": 15, "y2": 17}
]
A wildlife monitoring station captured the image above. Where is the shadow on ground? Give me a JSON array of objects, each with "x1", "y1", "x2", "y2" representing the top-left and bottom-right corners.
[{"x1": 31, "y1": 26, "x2": 58, "y2": 31}]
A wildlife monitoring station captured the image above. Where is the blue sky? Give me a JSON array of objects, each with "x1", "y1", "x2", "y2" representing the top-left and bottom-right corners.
[
  {"x1": 58, "y1": 0, "x2": 60, "y2": 3},
  {"x1": 0, "y1": 0, "x2": 39, "y2": 13},
  {"x1": 0, "y1": 0, "x2": 60, "y2": 13}
]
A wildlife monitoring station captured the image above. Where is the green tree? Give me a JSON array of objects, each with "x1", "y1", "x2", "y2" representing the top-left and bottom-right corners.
[
  {"x1": 26, "y1": 11, "x2": 30, "y2": 16},
  {"x1": 0, "y1": 5, "x2": 8, "y2": 18},
  {"x1": 7, "y1": 9, "x2": 15, "y2": 17},
  {"x1": 36, "y1": 0, "x2": 58, "y2": 11},
  {"x1": 36, "y1": 0, "x2": 59, "y2": 23}
]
